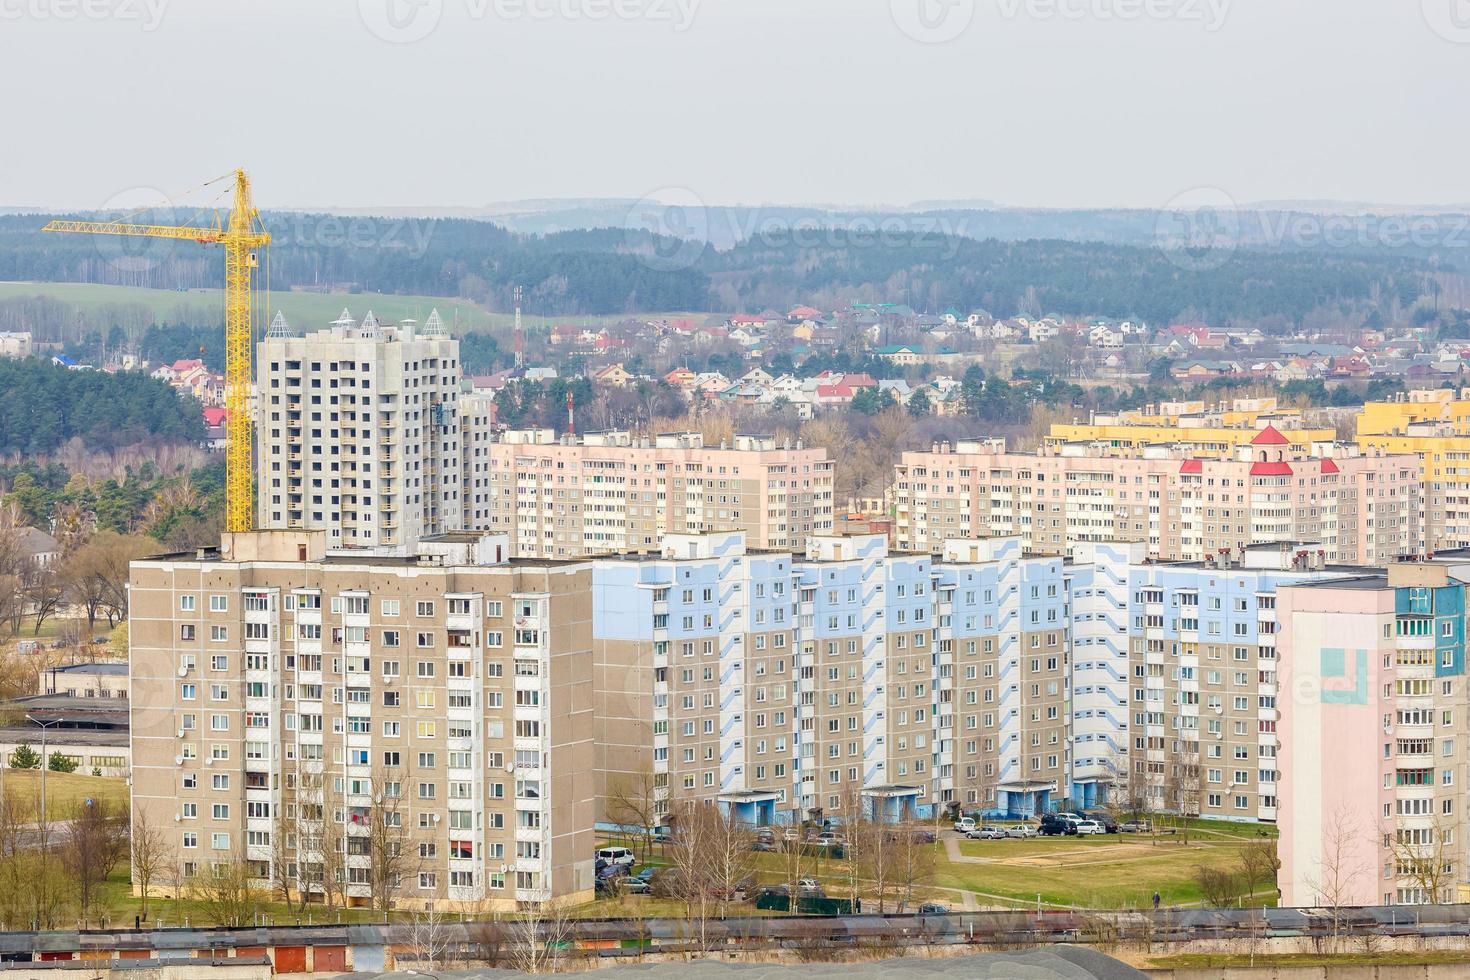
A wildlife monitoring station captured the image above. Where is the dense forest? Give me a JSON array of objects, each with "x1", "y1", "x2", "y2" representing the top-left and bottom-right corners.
[
  {"x1": 0, "y1": 208, "x2": 1458, "y2": 325},
  {"x1": 0, "y1": 359, "x2": 203, "y2": 454}
]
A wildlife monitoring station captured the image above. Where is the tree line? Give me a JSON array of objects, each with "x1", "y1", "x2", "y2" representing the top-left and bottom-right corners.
[
  {"x1": 0, "y1": 359, "x2": 202, "y2": 455},
  {"x1": 0, "y1": 210, "x2": 1452, "y2": 323}
]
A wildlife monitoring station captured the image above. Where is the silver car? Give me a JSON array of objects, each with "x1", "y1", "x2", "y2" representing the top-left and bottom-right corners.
[{"x1": 1004, "y1": 824, "x2": 1038, "y2": 839}]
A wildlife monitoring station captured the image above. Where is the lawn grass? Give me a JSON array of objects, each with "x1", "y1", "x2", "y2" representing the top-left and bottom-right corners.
[
  {"x1": 1, "y1": 770, "x2": 129, "y2": 821},
  {"x1": 938, "y1": 835, "x2": 1269, "y2": 909},
  {"x1": 0, "y1": 281, "x2": 705, "y2": 337}
]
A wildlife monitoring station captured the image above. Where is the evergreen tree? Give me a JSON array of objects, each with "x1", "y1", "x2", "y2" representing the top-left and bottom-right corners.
[{"x1": 8, "y1": 743, "x2": 40, "y2": 769}]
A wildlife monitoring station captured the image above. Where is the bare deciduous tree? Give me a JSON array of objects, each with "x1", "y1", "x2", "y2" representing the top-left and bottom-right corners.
[
  {"x1": 1237, "y1": 839, "x2": 1281, "y2": 907},
  {"x1": 61, "y1": 797, "x2": 129, "y2": 926},
  {"x1": 1193, "y1": 863, "x2": 1237, "y2": 908},
  {"x1": 187, "y1": 852, "x2": 266, "y2": 926},
  {"x1": 1390, "y1": 812, "x2": 1457, "y2": 905},
  {"x1": 131, "y1": 805, "x2": 170, "y2": 920},
  {"x1": 606, "y1": 762, "x2": 662, "y2": 864},
  {"x1": 510, "y1": 898, "x2": 574, "y2": 974},
  {"x1": 1307, "y1": 804, "x2": 1369, "y2": 943},
  {"x1": 406, "y1": 902, "x2": 455, "y2": 970},
  {"x1": 892, "y1": 821, "x2": 936, "y2": 912},
  {"x1": 366, "y1": 767, "x2": 416, "y2": 915}
]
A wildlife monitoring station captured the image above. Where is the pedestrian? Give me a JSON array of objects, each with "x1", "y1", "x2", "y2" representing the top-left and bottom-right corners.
[{"x1": 1152, "y1": 891, "x2": 1161, "y2": 910}]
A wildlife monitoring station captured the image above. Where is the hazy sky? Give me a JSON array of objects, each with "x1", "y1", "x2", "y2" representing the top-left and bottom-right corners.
[{"x1": 4, "y1": 0, "x2": 1467, "y2": 213}]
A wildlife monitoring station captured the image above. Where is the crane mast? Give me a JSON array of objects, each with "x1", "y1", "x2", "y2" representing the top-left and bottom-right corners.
[{"x1": 43, "y1": 169, "x2": 270, "y2": 533}]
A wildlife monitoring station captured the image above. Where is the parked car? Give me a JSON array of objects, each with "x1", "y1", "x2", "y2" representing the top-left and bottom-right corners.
[
  {"x1": 596, "y1": 846, "x2": 636, "y2": 867},
  {"x1": 1039, "y1": 817, "x2": 1078, "y2": 836},
  {"x1": 1074, "y1": 820, "x2": 1106, "y2": 835},
  {"x1": 795, "y1": 877, "x2": 824, "y2": 896},
  {"x1": 918, "y1": 902, "x2": 950, "y2": 915},
  {"x1": 1120, "y1": 820, "x2": 1153, "y2": 834},
  {"x1": 968, "y1": 825, "x2": 1007, "y2": 840},
  {"x1": 813, "y1": 830, "x2": 846, "y2": 847},
  {"x1": 953, "y1": 816, "x2": 977, "y2": 834},
  {"x1": 623, "y1": 876, "x2": 652, "y2": 895},
  {"x1": 1004, "y1": 824, "x2": 1038, "y2": 839}
]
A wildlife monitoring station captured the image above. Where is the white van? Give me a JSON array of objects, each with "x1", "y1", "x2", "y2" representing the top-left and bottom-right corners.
[
  {"x1": 953, "y1": 816, "x2": 976, "y2": 834},
  {"x1": 596, "y1": 846, "x2": 635, "y2": 867}
]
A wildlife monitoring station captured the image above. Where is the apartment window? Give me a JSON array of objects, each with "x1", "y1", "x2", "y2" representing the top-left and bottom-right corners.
[{"x1": 180, "y1": 595, "x2": 196, "y2": 612}]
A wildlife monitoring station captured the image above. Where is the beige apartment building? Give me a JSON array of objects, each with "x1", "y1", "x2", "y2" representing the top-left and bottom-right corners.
[
  {"x1": 257, "y1": 311, "x2": 462, "y2": 553},
  {"x1": 129, "y1": 529, "x2": 596, "y2": 912},
  {"x1": 893, "y1": 427, "x2": 1419, "y2": 566},
  {"x1": 464, "y1": 428, "x2": 835, "y2": 559}
]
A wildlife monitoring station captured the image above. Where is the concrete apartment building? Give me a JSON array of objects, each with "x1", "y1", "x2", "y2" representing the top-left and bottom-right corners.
[
  {"x1": 466, "y1": 428, "x2": 835, "y2": 560},
  {"x1": 1047, "y1": 397, "x2": 1333, "y2": 456},
  {"x1": 1278, "y1": 557, "x2": 1470, "y2": 907},
  {"x1": 256, "y1": 311, "x2": 462, "y2": 553},
  {"x1": 1120, "y1": 544, "x2": 1361, "y2": 824},
  {"x1": 892, "y1": 426, "x2": 1419, "y2": 566},
  {"x1": 129, "y1": 529, "x2": 596, "y2": 912},
  {"x1": 1358, "y1": 389, "x2": 1470, "y2": 552},
  {"x1": 591, "y1": 531, "x2": 1078, "y2": 824}
]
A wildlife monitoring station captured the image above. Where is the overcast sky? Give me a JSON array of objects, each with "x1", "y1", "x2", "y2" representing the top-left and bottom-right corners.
[{"x1": 4, "y1": 0, "x2": 1466, "y2": 213}]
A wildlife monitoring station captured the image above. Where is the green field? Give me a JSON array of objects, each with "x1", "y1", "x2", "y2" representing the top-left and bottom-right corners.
[
  {"x1": 2, "y1": 770, "x2": 128, "y2": 821},
  {"x1": 0, "y1": 281, "x2": 705, "y2": 336},
  {"x1": 0, "y1": 281, "x2": 504, "y2": 334},
  {"x1": 938, "y1": 834, "x2": 1272, "y2": 909}
]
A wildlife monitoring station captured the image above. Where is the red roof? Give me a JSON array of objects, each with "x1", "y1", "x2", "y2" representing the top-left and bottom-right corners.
[
  {"x1": 202, "y1": 407, "x2": 227, "y2": 427},
  {"x1": 1179, "y1": 459, "x2": 1203, "y2": 474},
  {"x1": 1319, "y1": 458, "x2": 1340, "y2": 475},
  {"x1": 842, "y1": 373, "x2": 879, "y2": 388},
  {"x1": 816, "y1": 384, "x2": 853, "y2": 398},
  {"x1": 1250, "y1": 461, "x2": 1294, "y2": 476},
  {"x1": 1251, "y1": 424, "x2": 1290, "y2": 446}
]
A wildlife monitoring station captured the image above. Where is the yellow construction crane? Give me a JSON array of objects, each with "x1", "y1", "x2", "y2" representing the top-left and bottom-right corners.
[{"x1": 42, "y1": 170, "x2": 270, "y2": 533}]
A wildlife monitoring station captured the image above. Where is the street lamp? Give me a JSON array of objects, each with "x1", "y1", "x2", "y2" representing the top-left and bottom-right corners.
[{"x1": 24, "y1": 715, "x2": 65, "y2": 839}]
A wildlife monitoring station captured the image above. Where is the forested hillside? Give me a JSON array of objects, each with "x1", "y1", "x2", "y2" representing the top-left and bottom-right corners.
[
  {"x1": 0, "y1": 359, "x2": 202, "y2": 454},
  {"x1": 0, "y1": 209, "x2": 1457, "y2": 324}
]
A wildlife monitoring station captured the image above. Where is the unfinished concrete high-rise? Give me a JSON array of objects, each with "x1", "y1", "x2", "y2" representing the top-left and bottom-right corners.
[{"x1": 256, "y1": 310, "x2": 461, "y2": 553}]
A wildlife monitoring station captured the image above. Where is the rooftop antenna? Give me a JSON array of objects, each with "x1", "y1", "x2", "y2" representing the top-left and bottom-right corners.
[
  {"x1": 514, "y1": 285, "x2": 525, "y2": 369},
  {"x1": 567, "y1": 390, "x2": 575, "y2": 436}
]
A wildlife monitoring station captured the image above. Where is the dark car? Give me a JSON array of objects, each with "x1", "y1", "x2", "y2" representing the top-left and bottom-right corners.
[
  {"x1": 918, "y1": 902, "x2": 950, "y2": 915},
  {"x1": 1039, "y1": 817, "x2": 1078, "y2": 836}
]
